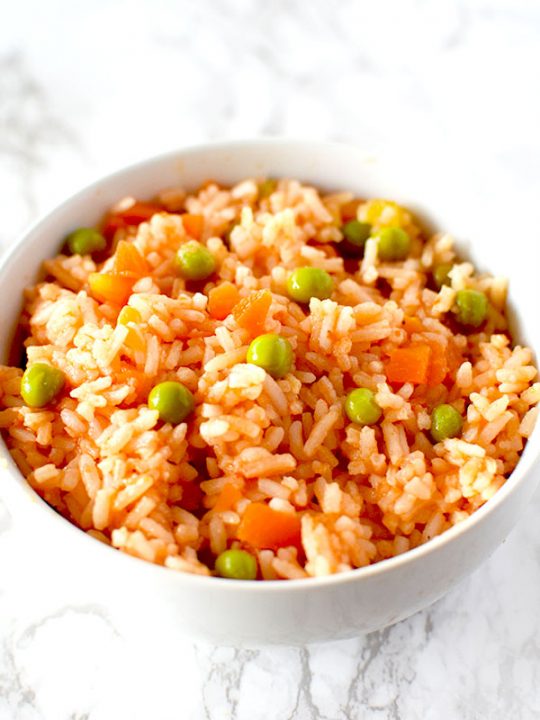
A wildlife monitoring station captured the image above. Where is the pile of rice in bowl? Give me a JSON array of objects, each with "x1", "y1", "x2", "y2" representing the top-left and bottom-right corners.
[{"x1": 0, "y1": 177, "x2": 538, "y2": 580}]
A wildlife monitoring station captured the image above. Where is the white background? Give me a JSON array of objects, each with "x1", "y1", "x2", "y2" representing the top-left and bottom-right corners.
[{"x1": 1, "y1": 1, "x2": 540, "y2": 718}]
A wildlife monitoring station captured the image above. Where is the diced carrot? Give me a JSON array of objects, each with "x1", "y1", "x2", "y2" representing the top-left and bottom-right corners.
[
  {"x1": 117, "y1": 307, "x2": 145, "y2": 352},
  {"x1": 232, "y1": 289, "x2": 272, "y2": 337},
  {"x1": 102, "y1": 201, "x2": 162, "y2": 241},
  {"x1": 208, "y1": 282, "x2": 241, "y2": 320},
  {"x1": 341, "y1": 199, "x2": 363, "y2": 222},
  {"x1": 123, "y1": 327, "x2": 145, "y2": 353},
  {"x1": 117, "y1": 306, "x2": 142, "y2": 326},
  {"x1": 237, "y1": 502, "x2": 302, "y2": 550},
  {"x1": 112, "y1": 240, "x2": 148, "y2": 277},
  {"x1": 114, "y1": 365, "x2": 152, "y2": 398},
  {"x1": 182, "y1": 213, "x2": 204, "y2": 240},
  {"x1": 386, "y1": 345, "x2": 432, "y2": 385},
  {"x1": 213, "y1": 483, "x2": 243, "y2": 513},
  {"x1": 426, "y1": 341, "x2": 448, "y2": 386},
  {"x1": 102, "y1": 215, "x2": 126, "y2": 242},
  {"x1": 397, "y1": 322, "x2": 449, "y2": 386},
  {"x1": 116, "y1": 201, "x2": 162, "y2": 225},
  {"x1": 88, "y1": 272, "x2": 136, "y2": 306},
  {"x1": 446, "y1": 341, "x2": 464, "y2": 376}
]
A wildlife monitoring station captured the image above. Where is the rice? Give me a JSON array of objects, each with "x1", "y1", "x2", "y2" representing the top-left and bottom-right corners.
[
  {"x1": 303, "y1": 404, "x2": 341, "y2": 458},
  {"x1": 0, "y1": 178, "x2": 538, "y2": 580}
]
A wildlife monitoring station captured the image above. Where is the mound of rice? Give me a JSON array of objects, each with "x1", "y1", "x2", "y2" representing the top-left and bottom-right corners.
[{"x1": 0, "y1": 178, "x2": 538, "y2": 580}]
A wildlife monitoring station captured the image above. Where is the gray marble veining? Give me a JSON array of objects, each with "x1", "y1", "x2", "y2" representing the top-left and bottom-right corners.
[
  {"x1": 0, "y1": 53, "x2": 76, "y2": 249},
  {"x1": 1, "y1": 0, "x2": 540, "y2": 717}
]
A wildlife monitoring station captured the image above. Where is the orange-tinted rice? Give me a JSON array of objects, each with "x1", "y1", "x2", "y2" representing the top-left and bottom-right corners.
[{"x1": 0, "y1": 179, "x2": 538, "y2": 579}]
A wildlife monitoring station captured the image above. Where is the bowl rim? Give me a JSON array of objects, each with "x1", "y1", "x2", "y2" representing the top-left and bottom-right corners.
[{"x1": 1, "y1": 137, "x2": 539, "y2": 592}]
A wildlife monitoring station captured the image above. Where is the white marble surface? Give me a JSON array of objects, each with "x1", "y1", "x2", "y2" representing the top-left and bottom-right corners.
[{"x1": 1, "y1": 1, "x2": 540, "y2": 717}]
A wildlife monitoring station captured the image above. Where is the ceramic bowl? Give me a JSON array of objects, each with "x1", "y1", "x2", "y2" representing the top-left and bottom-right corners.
[{"x1": 1, "y1": 140, "x2": 539, "y2": 645}]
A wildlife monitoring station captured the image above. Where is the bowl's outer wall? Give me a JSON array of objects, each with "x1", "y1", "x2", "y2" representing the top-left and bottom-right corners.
[
  {"x1": 7, "y1": 459, "x2": 535, "y2": 646},
  {"x1": 1, "y1": 141, "x2": 539, "y2": 645}
]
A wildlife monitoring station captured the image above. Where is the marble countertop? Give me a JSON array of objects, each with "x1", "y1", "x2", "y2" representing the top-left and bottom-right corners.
[{"x1": 2, "y1": 1, "x2": 540, "y2": 717}]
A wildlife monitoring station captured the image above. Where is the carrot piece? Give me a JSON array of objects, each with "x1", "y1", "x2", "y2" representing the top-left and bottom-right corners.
[
  {"x1": 399, "y1": 320, "x2": 448, "y2": 386},
  {"x1": 112, "y1": 240, "x2": 148, "y2": 277},
  {"x1": 102, "y1": 201, "x2": 162, "y2": 240},
  {"x1": 446, "y1": 341, "x2": 464, "y2": 376},
  {"x1": 208, "y1": 282, "x2": 241, "y2": 320},
  {"x1": 213, "y1": 483, "x2": 243, "y2": 513},
  {"x1": 102, "y1": 215, "x2": 126, "y2": 242},
  {"x1": 182, "y1": 213, "x2": 204, "y2": 240},
  {"x1": 116, "y1": 201, "x2": 162, "y2": 225},
  {"x1": 114, "y1": 365, "x2": 152, "y2": 398},
  {"x1": 88, "y1": 272, "x2": 135, "y2": 306},
  {"x1": 232, "y1": 289, "x2": 272, "y2": 337},
  {"x1": 386, "y1": 345, "x2": 432, "y2": 385},
  {"x1": 340, "y1": 199, "x2": 363, "y2": 222},
  {"x1": 117, "y1": 306, "x2": 142, "y2": 326},
  {"x1": 237, "y1": 502, "x2": 302, "y2": 550},
  {"x1": 123, "y1": 326, "x2": 145, "y2": 353},
  {"x1": 117, "y1": 306, "x2": 145, "y2": 352},
  {"x1": 426, "y1": 341, "x2": 448, "y2": 386}
]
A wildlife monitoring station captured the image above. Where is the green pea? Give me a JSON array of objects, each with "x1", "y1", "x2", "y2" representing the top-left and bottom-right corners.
[
  {"x1": 215, "y1": 549, "x2": 257, "y2": 580},
  {"x1": 287, "y1": 267, "x2": 333, "y2": 303},
  {"x1": 454, "y1": 289, "x2": 488, "y2": 328},
  {"x1": 66, "y1": 227, "x2": 106, "y2": 256},
  {"x1": 247, "y1": 333, "x2": 294, "y2": 379},
  {"x1": 21, "y1": 363, "x2": 65, "y2": 408},
  {"x1": 376, "y1": 227, "x2": 411, "y2": 261},
  {"x1": 341, "y1": 220, "x2": 372, "y2": 254},
  {"x1": 345, "y1": 388, "x2": 382, "y2": 426},
  {"x1": 175, "y1": 241, "x2": 216, "y2": 281},
  {"x1": 258, "y1": 178, "x2": 277, "y2": 199},
  {"x1": 148, "y1": 381, "x2": 195, "y2": 424},
  {"x1": 431, "y1": 404, "x2": 463, "y2": 442},
  {"x1": 432, "y1": 262, "x2": 453, "y2": 290}
]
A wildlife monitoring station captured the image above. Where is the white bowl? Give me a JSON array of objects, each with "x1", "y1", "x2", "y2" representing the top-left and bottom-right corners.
[{"x1": 1, "y1": 140, "x2": 539, "y2": 646}]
